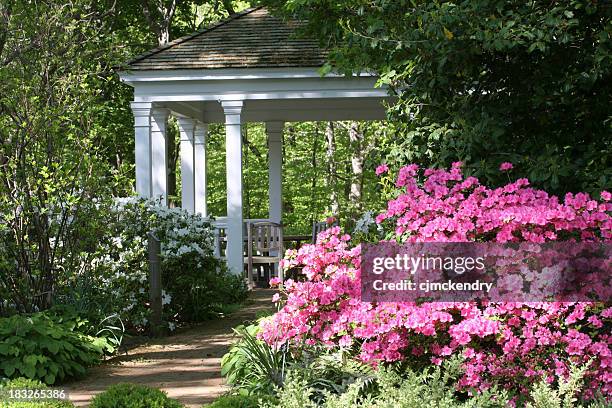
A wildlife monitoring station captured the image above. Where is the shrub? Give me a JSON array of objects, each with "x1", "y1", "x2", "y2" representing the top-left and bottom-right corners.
[
  {"x1": 89, "y1": 383, "x2": 183, "y2": 408},
  {"x1": 221, "y1": 323, "x2": 288, "y2": 395},
  {"x1": 0, "y1": 377, "x2": 75, "y2": 407},
  {"x1": 266, "y1": 359, "x2": 508, "y2": 408},
  {"x1": 222, "y1": 324, "x2": 375, "y2": 402},
  {"x1": 526, "y1": 363, "x2": 608, "y2": 408},
  {"x1": 260, "y1": 163, "x2": 611, "y2": 401},
  {"x1": 290, "y1": 348, "x2": 376, "y2": 402},
  {"x1": 45, "y1": 305, "x2": 124, "y2": 354},
  {"x1": 0, "y1": 312, "x2": 111, "y2": 384},
  {"x1": 58, "y1": 198, "x2": 248, "y2": 334},
  {"x1": 264, "y1": 358, "x2": 608, "y2": 408},
  {"x1": 203, "y1": 394, "x2": 264, "y2": 408}
]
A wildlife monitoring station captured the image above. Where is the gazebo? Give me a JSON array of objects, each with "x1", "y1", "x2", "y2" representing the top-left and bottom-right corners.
[{"x1": 119, "y1": 6, "x2": 390, "y2": 274}]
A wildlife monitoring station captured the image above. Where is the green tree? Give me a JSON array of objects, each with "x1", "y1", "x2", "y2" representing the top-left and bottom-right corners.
[
  {"x1": 264, "y1": 0, "x2": 612, "y2": 195},
  {"x1": 203, "y1": 121, "x2": 386, "y2": 235},
  {"x1": 0, "y1": 0, "x2": 129, "y2": 313}
]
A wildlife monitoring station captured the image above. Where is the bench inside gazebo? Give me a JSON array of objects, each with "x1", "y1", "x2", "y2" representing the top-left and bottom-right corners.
[{"x1": 119, "y1": 6, "x2": 390, "y2": 277}]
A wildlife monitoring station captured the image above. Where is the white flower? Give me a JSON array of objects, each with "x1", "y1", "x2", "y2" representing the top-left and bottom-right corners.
[
  {"x1": 111, "y1": 236, "x2": 123, "y2": 249},
  {"x1": 161, "y1": 290, "x2": 172, "y2": 305},
  {"x1": 354, "y1": 210, "x2": 376, "y2": 233}
]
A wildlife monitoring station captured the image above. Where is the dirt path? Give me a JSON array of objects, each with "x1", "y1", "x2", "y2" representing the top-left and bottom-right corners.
[{"x1": 66, "y1": 289, "x2": 276, "y2": 407}]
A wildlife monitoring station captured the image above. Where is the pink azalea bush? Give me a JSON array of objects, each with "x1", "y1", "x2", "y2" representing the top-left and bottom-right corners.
[{"x1": 261, "y1": 163, "x2": 612, "y2": 400}]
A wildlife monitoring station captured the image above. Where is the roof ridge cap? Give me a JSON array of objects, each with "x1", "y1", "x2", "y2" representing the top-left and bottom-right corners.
[{"x1": 124, "y1": 6, "x2": 264, "y2": 67}]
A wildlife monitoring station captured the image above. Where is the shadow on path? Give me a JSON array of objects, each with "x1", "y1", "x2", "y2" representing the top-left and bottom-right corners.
[{"x1": 66, "y1": 289, "x2": 276, "y2": 407}]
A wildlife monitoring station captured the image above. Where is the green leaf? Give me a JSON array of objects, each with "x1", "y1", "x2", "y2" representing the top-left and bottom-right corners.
[
  {"x1": 20, "y1": 362, "x2": 37, "y2": 379},
  {"x1": 44, "y1": 373, "x2": 56, "y2": 385},
  {"x1": 1, "y1": 359, "x2": 18, "y2": 377},
  {"x1": 443, "y1": 27, "x2": 454, "y2": 40}
]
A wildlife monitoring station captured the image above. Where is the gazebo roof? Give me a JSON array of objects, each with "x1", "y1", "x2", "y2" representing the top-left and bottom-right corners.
[{"x1": 126, "y1": 7, "x2": 327, "y2": 71}]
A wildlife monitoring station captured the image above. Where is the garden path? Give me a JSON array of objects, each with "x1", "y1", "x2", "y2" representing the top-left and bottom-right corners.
[{"x1": 65, "y1": 289, "x2": 276, "y2": 407}]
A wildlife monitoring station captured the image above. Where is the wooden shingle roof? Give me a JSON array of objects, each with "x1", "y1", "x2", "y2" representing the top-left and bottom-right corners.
[{"x1": 126, "y1": 7, "x2": 327, "y2": 70}]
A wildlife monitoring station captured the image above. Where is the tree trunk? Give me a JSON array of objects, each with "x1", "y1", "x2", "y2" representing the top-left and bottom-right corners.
[
  {"x1": 166, "y1": 120, "x2": 178, "y2": 207},
  {"x1": 157, "y1": 25, "x2": 170, "y2": 45},
  {"x1": 348, "y1": 121, "x2": 365, "y2": 215},
  {"x1": 244, "y1": 124, "x2": 250, "y2": 219},
  {"x1": 142, "y1": 1, "x2": 178, "y2": 48},
  {"x1": 221, "y1": 0, "x2": 236, "y2": 15},
  {"x1": 309, "y1": 124, "x2": 320, "y2": 222},
  {"x1": 325, "y1": 122, "x2": 339, "y2": 217}
]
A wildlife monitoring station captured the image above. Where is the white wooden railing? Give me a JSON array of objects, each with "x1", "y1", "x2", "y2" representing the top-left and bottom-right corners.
[{"x1": 207, "y1": 217, "x2": 272, "y2": 259}]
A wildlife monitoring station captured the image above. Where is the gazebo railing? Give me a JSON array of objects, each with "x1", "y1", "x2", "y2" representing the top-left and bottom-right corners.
[{"x1": 208, "y1": 217, "x2": 272, "y2": 259}]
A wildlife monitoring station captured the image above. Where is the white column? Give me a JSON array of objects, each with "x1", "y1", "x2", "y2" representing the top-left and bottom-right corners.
[
  {"x1": 130, "y1": 102, "x2": 152, "y2": 197},
  {"x1": 222, "y1": 100, "x2": 244, "y2": 275},
  {"x1": 194, "y1": 123, "x2": 208, "y2": 217},
  {"x1": 177, "y1": 117, "x2": 196, "y2": 213},
  {"x1": 266, "y1": 122, "x2": 284, "y2": 224},
  {"x1": 150, "y1": 108, "x2": 170, "y2": 205}
]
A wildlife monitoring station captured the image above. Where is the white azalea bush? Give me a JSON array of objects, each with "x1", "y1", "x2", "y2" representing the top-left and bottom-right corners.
[{"x1": 78, "y1": 198, "x2": 247, "y2": 333}]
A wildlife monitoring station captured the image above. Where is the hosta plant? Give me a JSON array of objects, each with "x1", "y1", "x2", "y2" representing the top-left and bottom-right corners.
[{"x1": 0, "y1": 312, "x2": 111, "y2": 384}]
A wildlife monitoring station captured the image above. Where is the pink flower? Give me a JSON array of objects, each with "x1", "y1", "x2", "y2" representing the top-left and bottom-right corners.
[
  {"x1": 601, "y1": 191, "x2": 611, "y2": 201},
  {"x1": 339, "y1": 335, "x2": 353, "y2": 347},
  {"x1": 499, "y1": 162, "x2": 514, "y2": 171},
  {"x1": 257, "y1": 163, "x2": 611, "y2": 401},
  {"x1": 269, "y1": 277, "x2": 282, "y2": 287},
  {"x1": 375, "y1": 164, "x2": 389, "y2": 176}
]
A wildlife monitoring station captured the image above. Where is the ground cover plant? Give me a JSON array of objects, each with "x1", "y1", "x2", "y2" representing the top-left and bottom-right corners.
[
  {"x1": 264, "y1": 357, "x2": 609, "y2": 408},
  {"x1": 0, "y1": 312, "x2": 112, "y2": 384},
  {"x1": 258, "y1": 163, "x2": 611, "y2": 404}
]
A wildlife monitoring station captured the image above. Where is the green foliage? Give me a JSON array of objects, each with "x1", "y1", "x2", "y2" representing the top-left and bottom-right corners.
[
  {"x1": 0, "y1": 398, "x2": 75, "y2": 408},
  {"x1": 253, "y1": 355, "x2": 608, "y2": 408},
  {"x1": 0, "y1": 0, "x2": 253, "y2": 319},
  {"x1": 264, "y1": 372, "x2": 316, "y2": 408},
  {"x1": 265, "y1": 0, "x2": 612, "y2": 196},
  {"x1": 526, "y1": 363, "x2": 608, "y2": 408},
  {"x1": 56, "y1": 198, "x2": 248, "y2": 334},
  {"x1": 221, "y1": 323, "x2": 288, "y2": 395},
  {"x1": 221, "y1": 323, "x2": 376, "y2": 401},
  {"x1": 206, "y1": 122, "x2": 388, "y2": 235},
  {"x1": 45, "y1": 305, "x2": 125, "y2": 355},
  {"x1": 0, "y1": 312, "x2": 111, "y2": 385},
  {"x1": 323, "y1": 364, "x2": 507, "y2": 408},
  {"x1": 289, "y1": 349, "x2": 376, "y2": 403},
  {"x1": 0, "y1": 0, "x2": 136, "y2": 316},
  {"x1": 1, "y1": 378, "x2": 50, "y2": 389},
  {"x1": 0, "y1": 378, "x2": 74, "y2": 408},
  {"x1": 264, "y1": 357, "x2": 509, "y2": 408},
  {"x1": 89, "y1": 383, "x2": 184, "y2": 408},
  {"x1": 202, "y1": 393, "x2": 266, "y2": 408}
]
